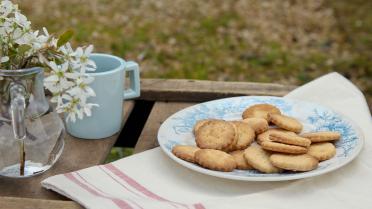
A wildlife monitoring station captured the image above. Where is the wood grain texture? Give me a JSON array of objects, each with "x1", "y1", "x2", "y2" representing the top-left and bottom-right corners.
[
  {"x1": 0, "y1": 101, "x2": 135, "y2": 200},
  {"x1": 134, "y1": 102, "x2": 195, "y2": 154},
  {"x1": 0, "y1": 197, "x2": 82, "y2": 209},
  {"x1": 139, "y1": 79, "x2": 296, "y2": 102}
]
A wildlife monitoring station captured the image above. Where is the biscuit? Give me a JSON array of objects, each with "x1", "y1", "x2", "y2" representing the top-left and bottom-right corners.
[
  {"x1": 223, "y1": 122, "x2": 239, "y2": 152},
  {"x1": 244, "y1": 145, "x2": 282, "y2": 173},
  {"x1": 256, "y1": 128, "x2": 296, "y2": 145},
  {"x1": 270, "y1": 154, "x2": 319, "y2": 172},
  {"x1": 230, "y1": 121, "x2": 255, "y2": 150},
  {"x1": 301, "y1": 131, "x2": 341, "y2": 143},
  {"x1": 242, "y1": 104, "x2": 281, "y2": 120},
  {"x1": 307, "y1": 142, "x2": 336, "y2": 161},
  {"x1": 242, "y1": 118, "x2": 269, "y2": 134},
  {"x1": 172, "y1": 145, "x2": 200, "y2": 163},
  {"x1": 269, "y1": 132, "x2": 311, "y2": 147},
  {"x1": 261, "y1": 141, "x2": 308, "y2": 154},
  {"x1": 196, "y1": 120, "x2": 235, "y2": 150},
  {"x1": 230, "y1": 150, "x2": 253, "y2": 170},
  {"x1": 193, "y1": 119, "x2": 212, "y2": 134},
  {"x1": 195, "y1": 149, "x2": 236, "y2": 172},
  {"x1": 268, "y1": 114, "x2": 303, "y2": 133}
]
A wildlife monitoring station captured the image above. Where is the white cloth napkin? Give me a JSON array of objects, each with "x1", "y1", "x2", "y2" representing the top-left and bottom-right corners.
[{"x1": 42, "y1": 72, "x2": 372, "y2": 209}]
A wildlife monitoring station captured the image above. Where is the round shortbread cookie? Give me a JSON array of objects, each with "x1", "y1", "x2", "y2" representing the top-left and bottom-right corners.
[
  {"x1": 268, "y1": 113, "x2": 303, "y2": 133},
  {"x1": 193, "y1": 119, "x2": 213, "y2": 134},
  {"x1": 224, "y1": 122, "x2": 239, "y2": 152},
  {"x1": 269, "y1": 132, "x2": 311, "y2": 147},
  {"x1": 196, "y1": 120, "x2": 235, "y2": 150},
  {"x1": 307, "y1": 142, "x2": 336, "y2": 161},
  {"x1": 244, "y1": 145, "x2": 282, "y2": 173},
  {"x1": 242, "y1": 118, "x2": 269, "y2": 134},
  {"x1": 195, "y1": 149, "x2": 236, "y2": 172},
  {"x1": 301, "y1": 131, "x2": 341, "y2": 143},
  {"x1": 230, "y1": 121, "x2": 255, "y2": 150},
  {"x1": 172, "y1": 145, "x2": 200, "y2": 163},
  {"x1": 256, "y1": 128, "x2": 296, "y2": 145},
  {"x1": 242, "y1": 104, "x2": 281, "y2": 120},
  {"x1": 230, "y1": 150, "x2": 253, "y2": 170},
  {"x1": 261, "y1": 141, "x2": 308, "y2": 154},
  {"x1": 270, "y1": 154, "x2": 319, "y2": 172}
]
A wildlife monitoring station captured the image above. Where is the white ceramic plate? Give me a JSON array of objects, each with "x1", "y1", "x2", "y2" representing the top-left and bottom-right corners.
[{"x1": 157, "y1": 96, "x2": 364, "y2": 181}]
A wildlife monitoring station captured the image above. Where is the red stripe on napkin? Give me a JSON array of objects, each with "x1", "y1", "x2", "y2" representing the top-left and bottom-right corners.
[
  {"x1": 64, "y1": 173, "x2": 133, "y2": 209},
  {"x1": 76, "y1": 172, "x2": 144, "y2": 209},
  {"x1": 99, "y1": 166, "x2": 144, "y2": 199},
  {"x1": 104, "y1": 164, "x2": 203, "y2": 209},
  {"x1": 193, "y1": 203, "x2": 206, "y2": 209}
]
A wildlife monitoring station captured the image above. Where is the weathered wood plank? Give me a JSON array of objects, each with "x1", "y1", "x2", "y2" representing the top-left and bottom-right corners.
[
  {"x1": 139, "y1": 79, "x2": 296, "y2": 102},
  {"x1": 0, "y1": 197, "x2": 82, "y2": 209},
  {"x1": 0, "y1": 101, "x2": 135, "y2": 200},
  {"x1": 134, "y1": 102, "x2": 195, "y2": 154}
]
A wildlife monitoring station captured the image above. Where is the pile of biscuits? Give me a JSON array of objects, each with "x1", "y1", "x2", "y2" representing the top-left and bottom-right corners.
[{"x1": 172, "y1": 104, "x2": 341, "y2": 173}]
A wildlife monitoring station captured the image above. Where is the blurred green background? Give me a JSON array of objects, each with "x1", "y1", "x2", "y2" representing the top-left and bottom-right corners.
[{"x1": 15, "y1": 0, "x2": 372, "y2": 161}]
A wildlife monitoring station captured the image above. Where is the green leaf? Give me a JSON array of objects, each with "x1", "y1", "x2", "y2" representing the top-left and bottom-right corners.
[
  {"x1": 18, "y1": 44, "x2": 32, "y2": 54},
  {"x1": 8, "y1": 47, "x2": 18, "y2": 57},
  {"x1": 57, "y1": 29, "x2": 74, "y2": 48}
]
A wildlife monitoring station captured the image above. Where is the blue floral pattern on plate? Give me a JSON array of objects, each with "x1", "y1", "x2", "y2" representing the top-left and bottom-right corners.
[{"x1": 158, "y1": 96, "x2": 364, "y2": 181}]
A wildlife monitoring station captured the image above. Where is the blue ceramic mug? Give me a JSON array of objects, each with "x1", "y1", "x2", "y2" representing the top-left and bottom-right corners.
[{"x1": 65, "y1": 53, "x2": 140, "y2": 139}]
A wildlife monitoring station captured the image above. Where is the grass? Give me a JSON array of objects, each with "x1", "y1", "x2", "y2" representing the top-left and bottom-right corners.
[
  {"x1": 14, "y1": 0, "x2": 372, "y2": 161},
  {"x1": 104, "y1": 147, "x2": 134, "y2": 163}
]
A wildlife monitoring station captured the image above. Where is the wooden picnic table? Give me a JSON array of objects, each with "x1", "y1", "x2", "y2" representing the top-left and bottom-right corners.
[{"x1": 0, "y1": 78, "x2": 295, "y2": 209}]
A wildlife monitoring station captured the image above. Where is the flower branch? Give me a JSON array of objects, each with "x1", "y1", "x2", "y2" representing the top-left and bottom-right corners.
[{"x1": 0, "y1": 0, "x2": 98, "y2": 122}]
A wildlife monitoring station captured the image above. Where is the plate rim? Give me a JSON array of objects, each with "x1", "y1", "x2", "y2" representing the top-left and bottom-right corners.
[{"x1": 157, "y1": 96, "x2": 365, "y2": 181}]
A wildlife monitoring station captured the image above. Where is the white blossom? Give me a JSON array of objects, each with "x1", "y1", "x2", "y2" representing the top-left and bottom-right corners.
[
  {"x1": 14, "y1": 12, "x2": 30, "y2": 29},
  {"x1": 14, "y1": 30, "x2": 48, "y2": 53},
  {"x1": 0, "y1": 0, "x2": 15, "y2": 17},
  {"x1": 59, "y1": 43, "x2": 75, "y2": 61},
  {"x1": 56, "y1": 94, "x2": 97, "y2": 123},
  {"x1": 42, "y1": 27, "x2": 49, "y2": 37},
  {"x1": 56, "y1": 94, "x2": 80, "y2": 122},
  {"x1": 73, "y1": 45, "x2": 96, "y2": 73},
  {"x1": 63, "y1": 96, "x2": 82, "y2": 122},
  {"x1": 67, "y1": 76, "x2": 95, "y2": 101},
  {"x1": 11, "y1": 27, "x2": 23, "y2": 41},
  {"x1": 40, "y1": 27, "x2": 58, "y2": 48},
  {"x1": 79, "y1": 101, "x2": 99, "y2": 117},
  {"x1": 50, "y1": 93, "x2": 63, "y2": 107},
  {"x1": 44, "y1": 61, "x2": 76, "y2": 92},
  {"x1": 0, "y1": 19, "x2": 14, "y2": 37}
]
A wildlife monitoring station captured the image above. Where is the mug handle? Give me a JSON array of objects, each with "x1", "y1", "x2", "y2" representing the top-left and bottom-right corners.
[{"x1": 123, "y1": 61, "x2": 140, "y2": 100}]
